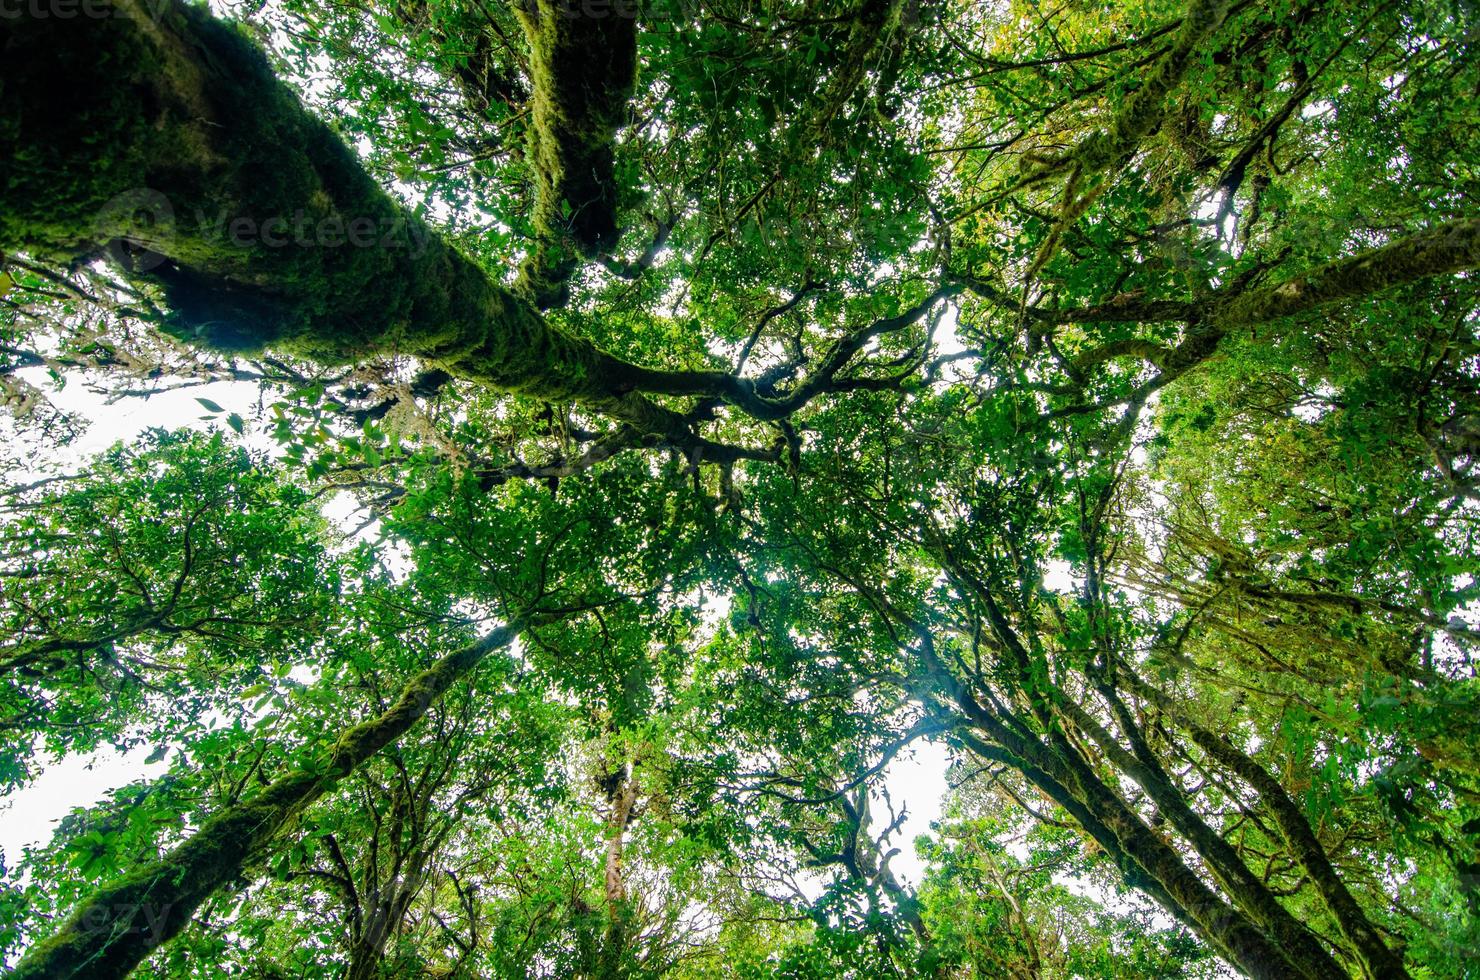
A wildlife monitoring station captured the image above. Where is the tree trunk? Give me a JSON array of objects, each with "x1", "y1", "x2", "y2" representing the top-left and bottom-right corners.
[
  {"x1": 1126, "y1": 672, "x2": 1412, "y2": 980},
  {"x1": 594, "y1": 756, "x2": 639, "y2": 979},
  {"x1": 10, "y1": 623, "x2": 520, "y2": 980},
  {"x1": 949, "y1": 691, "x2": 1318, "y2": 979},
  {"x1": 0, "y1": 0, "x2": 685, "y2": 437},
  {"x1": 1061, "y1": 688, "x2": 1345, "y2": 978},
  {"x1": 512, "y1": 0, "x2": 637, "y2": 309},
  {"x1": 343, "y1": 869, "x2": 423, "y2": 980}
]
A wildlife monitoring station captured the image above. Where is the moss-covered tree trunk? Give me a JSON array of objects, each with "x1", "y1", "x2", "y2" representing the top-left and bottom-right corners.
[
  {"x1": 1059, "y1": 691, "x2": 1348, "y2": 979},
  {"x1": 9, "y1": 623, "x2": 521, "y2": 980},
  {"x1": 512, "y1": 0, "x2": 638, "y2": 309},
  {"x1": 0, "y1": 0, "x2": 686, "y2": 436},
  {"x1": 961, "y1": 706, "x2": 1319, "y2": 979},
  {"x1": 921, "y1": 623, "x2": 1338, "y2": 980}
]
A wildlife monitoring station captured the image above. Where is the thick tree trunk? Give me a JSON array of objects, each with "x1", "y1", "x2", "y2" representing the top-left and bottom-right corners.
[
  {"x1": 1062, "y1": 691, "x2": 1345, "y2": 979},
  {"x1": 965, "y1": 710, "x2": 1314, "y2": 979},
  {"x1": 513, "y1": 0, "x2": 638, "y2": 309},
  {"x1": 934, "y1": 637, "x2": 1319, "y2": 980},
  {"x1": 10, "y1": 623, "x2": 521, "y2": 980},
  {"x1": 0, "y1": 0, "x2": 686, "y2": 437}
]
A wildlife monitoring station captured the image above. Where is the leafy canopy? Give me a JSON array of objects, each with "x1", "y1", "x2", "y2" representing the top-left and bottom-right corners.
[{"x1": 1, "y1": 0, "x2": 1478, "y2": 977}]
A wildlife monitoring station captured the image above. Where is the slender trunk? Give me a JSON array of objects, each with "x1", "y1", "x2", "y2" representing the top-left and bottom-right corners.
[
  {"x1": 835, "y1": 788, "x2": 929, "y2": 949},
  {"x1": 950, "y1": 729, "x2": 1200, "y2": 933},
  {"x1": 603, "y1": 770, "x2": 637, "y2": 910},
  {"x1": 595, "y1": 760, "x2": 639, "y2": 979},
  {"x1": 1060, "y1": 690, "x2": 1345, "y2": 978},
  {"x1": 919, "y1": 572, "x2": 1322, "y2": 976},
  {"x1": 930, "y1": 551, "x2": 1355, "y2": 976},
  {"x1": 915, "y1": 628, "x2": 1217, "y2": 948},
  {"x1": 343, "y1": 867, "x2": 424, "y2": 980},
  {"x1": 797, "y1": 0, "x2": 905, "y2": 144},
  {"x1": 10, "y1": 623, "x2": 521, "y2": 980},
  {"x1": 1127, "y1": 673, "x2": 1412, "y2": 980}
]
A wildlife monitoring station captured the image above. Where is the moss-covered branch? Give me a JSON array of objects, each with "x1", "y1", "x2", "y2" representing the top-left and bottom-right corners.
[
  {"x1": 799, "y1": 0, "x2": 905, "y2": 143},
  {"x1": 1162, "y1": 216, "x2": 1480, "y2": 375},
  {"x1": 511, "y1": 0, "x2": 638, "y2": 309},
  {"x1": 0, "y1": 0, "x2": 686, "y2": 437},
  {"x1": 1213, "y1": 217, "x2": 1480, "y2": 328},
  {"x1": 963, "y1": 218, "x2": 1480, "y2": 393},
  {"x1": 1019, "y1": 0, "x2": 1230, "y2": 187},
  {"x1": 9, "y1": 622, "x2": 522, "y2": 980}
]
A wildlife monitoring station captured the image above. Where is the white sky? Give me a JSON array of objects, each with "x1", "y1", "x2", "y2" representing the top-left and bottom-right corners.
[
  {"x1": 871, "y1": 739, "x2": 952, "y2": 888},
  {"x1": 1, "y1": 374, "x2": 262, "y2": 867}
]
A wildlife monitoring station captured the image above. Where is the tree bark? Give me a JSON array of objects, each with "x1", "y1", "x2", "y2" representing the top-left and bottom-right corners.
[
  {"x1": 1127, "y1": 673, "x2": 1412, "y2": 980},
  {"x1": 512, "y1": 0, "x2": 638, "y2": 309},
  {"x1": 1061, "y1": 690, "x2": 1344, "y2": 979},
  {"x1": 594, "y1": 754, "x2": 639, "y2": 979}
]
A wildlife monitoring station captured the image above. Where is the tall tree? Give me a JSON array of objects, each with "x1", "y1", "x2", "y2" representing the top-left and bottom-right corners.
[{"x1": 2, "y1": 0, "x2": 1477, "y2": 976}]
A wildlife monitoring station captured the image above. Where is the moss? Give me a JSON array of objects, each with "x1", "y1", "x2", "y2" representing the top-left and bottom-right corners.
[
  {"x1": 512, "y1": 0, "x2": 638, "y2": 307},
  {"x1": 1020, "y1": 0, "x2": 1229, "y2": 184},
  {"x1": 1, "y1": 1, "x2": 445, "y2": 357},
  {"x1": 0, "y1": 0, "x2": 689, "y2": 437},
  {"x1": 1216, "y1": 217, "x2": 1480, "y2": 328},
  {"x1": 0, "y1": 5, "x2": 179, "y2": 254},
  {"x1": 1080, "y1": 0, "x2": 1228, "y2": 173}
]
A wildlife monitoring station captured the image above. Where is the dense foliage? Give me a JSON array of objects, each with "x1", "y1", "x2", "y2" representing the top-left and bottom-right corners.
[{"x1": 1, "y1": 0, "x2": 1477, "y2": 976}]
